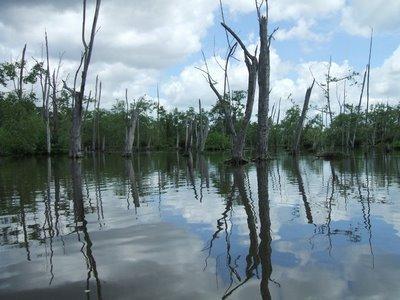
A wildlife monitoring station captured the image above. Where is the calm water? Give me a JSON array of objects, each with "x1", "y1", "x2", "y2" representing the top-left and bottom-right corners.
[{"x1": 0, "y1": 152, "x2": 400, "y2": 299}]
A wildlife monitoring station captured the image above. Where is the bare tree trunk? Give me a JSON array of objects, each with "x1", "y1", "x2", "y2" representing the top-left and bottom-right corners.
[
  {"x1": 123, "y1": 108, "x2": 139, "y2": 157},
  {"x1": 69, "y1": 0, "x2": 101, "y2": 158},
  {"x1": 42, "y1": 32, "x2": 51, "y2": 155},
  {"x1": 176, "y1": 129, "x2": 180, "y2": 149},
  {"x1": 326, "y1": 56, "x2": 333, "y2": 124},
  {"x1": 97, "y1": 82, "x2": 101, "y2": 150},
  {"x1": 18, "y1": 44, "x2": 27, "y2": 100},
  {"x1": 200, "y1": 119, "x2": 209, "y2": 152},
  {"x1": 365, "y1": 28, "x2": 373, "y2": 122},
  {"x1": 221, "y1": 23, "x2": 258, "y2": 164},
  {"x1": 102, "y1": 136, "x2": 105, "y2": 152},
  {"x1": 256, "y1": 5, "x2": 272, "y2": 160},
  {"x1": 292, "y1": 80, "x2": 315, "y2": 155},
  {"x1": 184, "y1": 119, "x2": 194, "y2": 154},
  {"x1": 184, "y1": 120, "x2": 189, "y2": 152},
  {"x1": 199, "y1": 2, "x2": 258, "y2": 164},
  {"x1": 51, "y1": 71, "x2": 58, "y2": 144},
  {"x1": 92, "y1": 75, "x2": 99, "y2": 151}
]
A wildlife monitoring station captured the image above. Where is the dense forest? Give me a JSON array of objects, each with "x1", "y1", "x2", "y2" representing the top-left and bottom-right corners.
[{"x1": 0, "y1": 0, "x2": 399, "y2": 160}]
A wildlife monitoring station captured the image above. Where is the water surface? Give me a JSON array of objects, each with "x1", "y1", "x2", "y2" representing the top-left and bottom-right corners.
[{"x1": 0, "y1": 152, "x2": 400, "y2": 299}]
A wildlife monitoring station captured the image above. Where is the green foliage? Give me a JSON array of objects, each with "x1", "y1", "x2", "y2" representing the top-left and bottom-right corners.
[
  {"x1": 205, "y1": 131, "x2": 230, "y2": 151},
  {"x1": 0, "y1": 94, "x2": 44, "y2": 155}
]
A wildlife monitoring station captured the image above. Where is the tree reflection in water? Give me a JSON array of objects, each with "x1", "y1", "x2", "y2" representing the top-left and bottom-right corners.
[{"x1": 70, "y1": 160, "x2": 102, "y2": 300}]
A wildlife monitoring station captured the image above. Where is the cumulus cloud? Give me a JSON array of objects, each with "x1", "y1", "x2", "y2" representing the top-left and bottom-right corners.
[
  {"x1": 340, "y1": 0, "x2": 400, "y2": 36},
  {"x1": 370, "y1": 45, "x2": 400, "y2": 105},
  {"x1": 275, "y1": 19, "x2": 327, "y2": 42},
  {"x1": 161, "y1": 45, "x2": 291, "y2": 111},
  {"x1": 0, "y1": 0, "x2": 218, "y2": 107}
]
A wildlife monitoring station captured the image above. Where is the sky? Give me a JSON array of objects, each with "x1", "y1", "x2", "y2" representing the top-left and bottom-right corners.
[{"x1": 0, "y1": 0, "x2": 399, "y2": 116}]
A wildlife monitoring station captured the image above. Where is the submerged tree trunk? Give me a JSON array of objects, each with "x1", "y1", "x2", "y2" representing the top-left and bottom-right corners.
[
  {"x1": 256, "y1": 11, "x2": 271, "y2": 160},
  {"x1": 200, "y1": 7, "x2": 258, "y2": 164},
  {"x1": 197, "y1": 99, "x2": 209, "y2": 152},
  {"x1": 123, "y1": 108, "x2": 139, "y2": 157},
  {"x1": 326, "y1": 57, "x2": 333, "y2": 124},
  {"x1": 69, "y1": 0, "x2": 101, "y2": 158},
  {"x1": 18, "y1": 44, "x2": 27, "y2": 101},
  {"x1": 184, "y1": 119, "x2": 194, "y2": 154},
  {"x1": 92, "y1": 75, "x2": 99, "y2": 151},
  {"x1": 292, "y1": 80, "x2": 315, "y2": 155}
]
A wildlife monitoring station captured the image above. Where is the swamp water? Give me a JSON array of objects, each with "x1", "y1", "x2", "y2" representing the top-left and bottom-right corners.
[{"x1": 0, "y1": 152, "x2": 400, "y2": 299}]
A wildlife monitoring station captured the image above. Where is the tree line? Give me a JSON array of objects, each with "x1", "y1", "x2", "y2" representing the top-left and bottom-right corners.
[{"x1": 0, "y1": 0, "x2": 399, "y2": 160}]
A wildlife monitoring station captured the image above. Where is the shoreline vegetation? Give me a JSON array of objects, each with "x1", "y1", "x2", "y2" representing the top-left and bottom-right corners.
[{"x1": 0, "y1": 0, "x2": 399, "y2": 161}]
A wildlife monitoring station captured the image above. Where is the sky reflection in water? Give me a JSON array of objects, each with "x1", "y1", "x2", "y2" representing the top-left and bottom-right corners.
[{"x1": 0, "y1": 152, "x2": 400, "y2": 299}]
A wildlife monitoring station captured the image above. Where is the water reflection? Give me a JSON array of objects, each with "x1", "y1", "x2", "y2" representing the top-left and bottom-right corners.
[
  {"x1": 0, "y1": 153, "x2": 400, "y2": 299},
  {"x1": 70, "y1": 160, "x2": 102, "y2": 299}
]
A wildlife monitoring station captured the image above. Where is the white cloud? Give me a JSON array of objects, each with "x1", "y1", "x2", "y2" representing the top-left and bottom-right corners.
[
  {"x1": 340, "y1": 0, "x2": 400, "y2": 36},
  {"x1": 161, "y1": 46, "x2": 291, "y2": 111},
  {"x1": 0, "y1": 0, "x2": 218, "y2": 107},
  {"x1": 370, "y1": 45, "x2": 400, "y2": 105},
  {"x1": 276, "y1": 19, "x2": 328, "y2": 42},
  {"x1": 225, "y1": 0, "x2": 344, "y2": 21}
]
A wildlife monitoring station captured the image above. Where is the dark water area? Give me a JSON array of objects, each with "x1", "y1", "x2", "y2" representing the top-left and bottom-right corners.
[{"x1": 0, "y1": 152, "x2": 400, "y2": 299}]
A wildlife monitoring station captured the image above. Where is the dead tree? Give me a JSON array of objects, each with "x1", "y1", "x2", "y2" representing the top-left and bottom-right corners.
[
  {"x1": 18, "y1": 44, "x2": 27, "y2": 100},
  {"x1": 184, "y1": 118, "x2": 194, "y2": 154},
  {"x1": 50, "y1": 52, "x2": 64, "y2": 146},
  {"x1": 365, "y1": 28, "x2": 373, "y2": 122},
  {"x1": 38, "y1": 32, "x2": 52, "y2": 155},
  {"x1": 199, "y1": 16, "x2": 258, "y2": 164},
  {"x1": 255, "y1": 0, "x2": 278, "y2": 160},
  {"x1": 68, "y1": 0, "x2": 101, "y2": 158},
  {"x1": 197, "y1": 99, "x2": 210, "y2": 152},
  {"x1": 91, "y1": 75, "x2": 101, "y2": 151},
  {"x1": 123, "y1": 89, "x2": 140, "y2": 157},
  {"x1": 292, "y1": 80, "x2": 315, "y2": 155}
]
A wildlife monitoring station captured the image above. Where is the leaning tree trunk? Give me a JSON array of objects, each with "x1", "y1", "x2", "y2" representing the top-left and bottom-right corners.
[
  {"x1": 292, "y1": 80, "x2": 315, "y2": 155},
  {"x1": 221, "y1": 23, "x2": 258, "y2": 165},
  {"x1": 229, "y1": 58, "x2": 257, "y2": 165},
  {"x1": 123, "y1": 109, "x2": 139, "y2": 157}
]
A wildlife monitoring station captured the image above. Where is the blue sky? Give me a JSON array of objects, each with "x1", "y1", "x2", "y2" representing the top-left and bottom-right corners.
[{"x1": 0, "y1": 0, "x2": 399, "y2": 114}]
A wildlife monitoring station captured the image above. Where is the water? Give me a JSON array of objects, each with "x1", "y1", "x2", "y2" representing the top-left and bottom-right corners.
[{"x1": 0, "y1": 152, "x2": 400, "y2": 299}]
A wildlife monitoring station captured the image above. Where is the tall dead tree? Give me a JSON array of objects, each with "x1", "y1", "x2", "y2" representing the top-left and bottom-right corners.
[
  {"x1": 66, "y1": 0, "x2": 101, "y2": 158},
  {"x1": 18, "y1": 44, "x2": 27, "y2": 101},
  {"x1": 50, "y1": 53, "x2": 64, "y2": 146},
  {"x1": 92, "y1": 75, "x2": 101, "y2": 151},
  {"x1": 292, "y1": 80, "x2": 315, "y2": 155},
  {"x1": 197, "y1": 99, "x2": 210, "y2": 152},
  {"x1": 123, "y1": 89, "x2": 140, "y2": 157},
  {"x1": 200, "y1": 6, "x2": 258, "y2": 164},
  {"x1": 255, "y1": 0, "x2": 277, "y2": 160},
  {"x1": 365, "y1": 28, "x2": 373, "y2": 122},
  {"x1": 39, "y1": 32, "x2": 52, "y2": 155}
]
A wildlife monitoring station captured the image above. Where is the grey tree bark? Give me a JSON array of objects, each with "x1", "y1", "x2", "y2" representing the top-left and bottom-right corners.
[
  {"x1": 69, "y1": 0, "x2": 101, "y2": 158},
  {"x1": 256, "y1": 1, "x2": 276, "y2": 160},
  {"x1": 123, "y1": 90, "x2": 139, "y2": 157},
  {"x1": 292, "y1": 80, "x2": 315, "y2": 155},
  {"x1": 18, "y1": 44, "x2": 27, "y2": 101},
  {"x1": 92, "y1": 75, "x2": 99, "y2": 151},
  {"x1": 197, "y1": 99, "x2": 210, "y2": 152}
]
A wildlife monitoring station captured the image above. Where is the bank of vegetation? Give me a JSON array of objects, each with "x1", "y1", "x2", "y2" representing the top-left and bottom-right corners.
[{"x1": 0, "y1": 0, "x2": 399, "y2": 160}]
